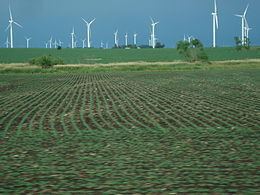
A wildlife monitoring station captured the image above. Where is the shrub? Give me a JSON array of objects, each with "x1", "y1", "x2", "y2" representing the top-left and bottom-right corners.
[
  {"x1": 29, "y1": 55, "x2": 64, "y2": 68},
  {"x1": 234, "y1": 36, "x2": 250, "y2": 51},
  {"x1": 176, "y1": 39, "x2": 208, "y2": 62}
]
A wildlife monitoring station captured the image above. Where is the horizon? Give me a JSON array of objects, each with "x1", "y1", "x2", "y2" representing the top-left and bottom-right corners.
[{"x1": 0, "y1": 0, "x2": 259, "y2": 48}]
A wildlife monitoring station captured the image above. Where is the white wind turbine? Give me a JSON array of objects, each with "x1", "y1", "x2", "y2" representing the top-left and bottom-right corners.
[
  {"x1": 235, "y1": 4, "x2": 249, "y2": 46},
  {"x1": 5, "y1": 36, "x2": 10, "y2": 48},
  {"x1": 244, "y1": 17, "x2": 252, "y2": 45},
  {"x1": 114, "y1": 30, "x2": 119, "y2": 47},
  {"x1": 125, "y1": 33, "x2": 128, "y2": 46},
  {"x1": 100, "y1": 41, "x2": 104, "y2": 48},
  {"x1": 54, "y1": 39, "x2": 58, "y2": 48},
  {"x1": 71, "y1": 27, "x2": 75, "y2": 48},
  {"x1": 6, "y1": 5, "x2": 23, "y2": 48},
  {"x1": 150, "y1": 17, "x2": 159, "y2": 49},
  {"x1": 58, "y1": 40, "x2": 63, "y2": 47},
  {"x1": 187, "y1": 35, "x2": 194, "y2": 43},
  {"x1": 183, "y1": 34, "x2": 187, "y2": 41},
  {"x1": 82, "y1": 18, "x2": 95, "y2": 48},
  {"x1": 212, "y1": 0, "x2": 219, "y2": 48},
  {"x1": 133, "y1": 33, "x2": 137, "y2": 45},
  {"x1": 82, "y1": 39, "x2": 86, "y2": 48},
  {"x1": 48, "y1": 36, "x2": 53, "y2": 48},
  {"x1": 25, "y1": 37, "x2": 31, "y2": 48}
]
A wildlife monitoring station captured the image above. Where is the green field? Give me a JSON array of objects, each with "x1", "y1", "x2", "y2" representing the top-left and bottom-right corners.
[
  {"x1": 0, "y1": 65, "x2": 259, "y2": 193},
  {"x1": 1, "y1": 47, "x2": 260, "y2": 64}
]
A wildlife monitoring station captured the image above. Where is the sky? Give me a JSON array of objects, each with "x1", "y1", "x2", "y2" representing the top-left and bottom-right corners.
[{"x1": 0, "y1": 0, "x2": 259, "y2": 48}]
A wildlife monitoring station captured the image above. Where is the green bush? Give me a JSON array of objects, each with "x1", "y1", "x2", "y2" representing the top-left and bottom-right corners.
[
  {"x1": 29, "y1": 55, "x2": 64, "y2": 68},
  {"x1": 176, "y1": 39, "x2": 209, "y2": 62}
]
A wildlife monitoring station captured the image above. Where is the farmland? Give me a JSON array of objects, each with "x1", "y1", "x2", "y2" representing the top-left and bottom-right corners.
[
  {"x1": 0, "y1": 64, "x2": 259, "y2": 193},
  {"x1": 0, "y1": 47, "x2": 260, "y2": 64}
]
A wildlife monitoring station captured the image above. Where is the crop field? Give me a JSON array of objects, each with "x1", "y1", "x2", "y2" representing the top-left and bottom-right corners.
[
  {"x1": 0, "y1": 66, "x2": 259, "y2": 194},
  {"x1": 1, "y1": 47, "x2": 260, "y2": 64}
]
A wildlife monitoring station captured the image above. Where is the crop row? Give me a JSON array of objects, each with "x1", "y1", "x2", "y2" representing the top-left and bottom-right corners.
[{"x1": 0, "y1": 70, "x2": 259, "y2": 136}]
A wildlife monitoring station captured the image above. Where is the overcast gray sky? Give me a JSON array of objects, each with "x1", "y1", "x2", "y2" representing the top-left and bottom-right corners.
[{"x1": 0, "y1": 0, "x2": 259, "y2": 48}]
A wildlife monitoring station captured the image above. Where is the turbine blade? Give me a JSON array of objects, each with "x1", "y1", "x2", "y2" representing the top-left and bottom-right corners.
[
  {"x1": 82, "y1": 17, "x2": 88, "y2": 24},
  {"x1": 150, "y1": 17, "x2": 154, "y2": 24},
  {"x1": 244, "y1": 17, "x2": 249, "y2": 28},
  {"x1": 5, "y1": 24, "x2": 11, "y2": 31},
  {"x1": 9, "y1": 5, "x2": 13, "y2": 20},
  {"x1": 14, "y1": 21, "x2": 23, "y2": 28},
  {"x1": 215, "y1": 15, "x2": 219, "y2": 29},
  {"x1": 214, "y1": 0, "x2": 217, "y2": 13},
  {"x1": 244, "y1": 4, "x2": 249, "y2": 16},
  {"x1": 89, "y1": 18, "x2": 96, "y2": 25},
  {"x1": 235, "y1": 14, "x2": 243, "y2": 18}
]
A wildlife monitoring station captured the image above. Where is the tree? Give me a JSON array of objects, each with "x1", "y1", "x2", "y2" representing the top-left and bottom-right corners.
[
  {"x1": 155, "y1": 42, "x2": 165, "y2": 48},
  {"x1": 234, "y1": 36, "x2": 242, "y2": 51},
  {"x1": 234, "y1": 36, "x2": 250, "y2": 51},
  {"x1": 176, "y1": 39, "x2": 208, "y2": 62},
  {"x1": 29, "y1": 55, "x2": 64, "y2": 69}
]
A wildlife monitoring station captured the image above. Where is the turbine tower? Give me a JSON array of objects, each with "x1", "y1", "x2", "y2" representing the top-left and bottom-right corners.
[
  {"x1": 82, "y1": 18, "x2": 95, "y2": 48},
  {"x1": 235, "y1": 4, "x2": 249, "y2": 46},
  {"x1": 150, "y1": 17, "x2": 159, "y2": 49},
  {"x1": 133, "y1": 33, "x2": 137, "y2": 45},
  {"x1": 125, "y1": 33, "x2": 128, "y2": 46},
  {"x1": 25, "y1": 37, "x2": 31, "y2": 48},
  {"x1": 49, "y1": 37, "x2": 53, "y2": 48},
  {"x1": 244, "y1": 16, "x2": 252, "y2": 45},
  {"x1": 5, "y1": 37, "x2": 10, "y2": 48},
  {"x1": 100, "y1": 41, "x2": 104, "y2": 48},
  {"x1": 6, "y1": 5, "x2": 23, "y2": 48},
  {"x1": 183, "y1": 34, "x2": 187, "y2": 42},
  {"x1": 71, "y1": 27, "x2": 75, "y2": 48},
  {"x1": 212, "y1": 0, "x2": 219, "y2": 48},
  {"x1": 82, "y1": 39, "x2": 86, "y2": 48},
  {"x1": 114, "y1": 30, "x2": 119, "y2": 47},
  {"x1": 54, "y1": 40, "x2": 58, "y2": 48},
  {"x1": 59, "y1": 40, "x2": 63, "y2": 47},
  {"x1": 188, "y1": 35, "x2": 194, "y2": 43}
]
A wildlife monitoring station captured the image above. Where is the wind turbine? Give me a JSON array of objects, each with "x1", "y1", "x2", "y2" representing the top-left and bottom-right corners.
[
  {"x1": 150, "y1": 17, "x2": 159, "y2": 49},
  {"x1": 82, "y1": 39, "x2": 86, "y2": 48},
  {"x1": 71, "y1": 27, "x2": 75, "y2": 48},
  {"x1": 133, "y1": 33, "x2": 137, "y2": 46},
  {"x1": 82, "y1": 18, "x2": 95, "y2": 48},
  {"x1": 114, "y1": 30, "x2": 119, "y2": 47},
  {"x1": 244, "y1": 17, "x2": 252, "y2": 45},
  {"x1": 100, "y1": 41, "x2": 104, "y2": 48},
  {"x1": 5, "y1": 37, "x2": 10, "y2": 48},
  {"x1": 54, "y1": 39, "x2": 59, "y2": 48},
  {"x1": 45, "y1": 42, "x2": 48, "y2": 48},
  {"x1": 212, "y1": 0, "x2": 219, "y2": 48},
  {"x1": 6, "y1": 5, "x2": 23, "y2": 48},
  {"x1": 125, "y1": 33, "x2": 128, "y2": 46},
  {"x1": 58, "y1": 40, "x2": 63, "y2": 47},
  {"x1": 48, "y1": 37, "x2": 53, "y2": 48},
  {"x1": 25, "y1": 37, "x2": 31, "y2": 48},
  {"x1": 187, "y1": 35, "x2": 194, "y2": 43},
  {"x1": 183, "y1": 34, "x2": 187, "y2": 42},
  {"x1": 235, "y1": 4, "x2": 249, "y2": 46}
]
